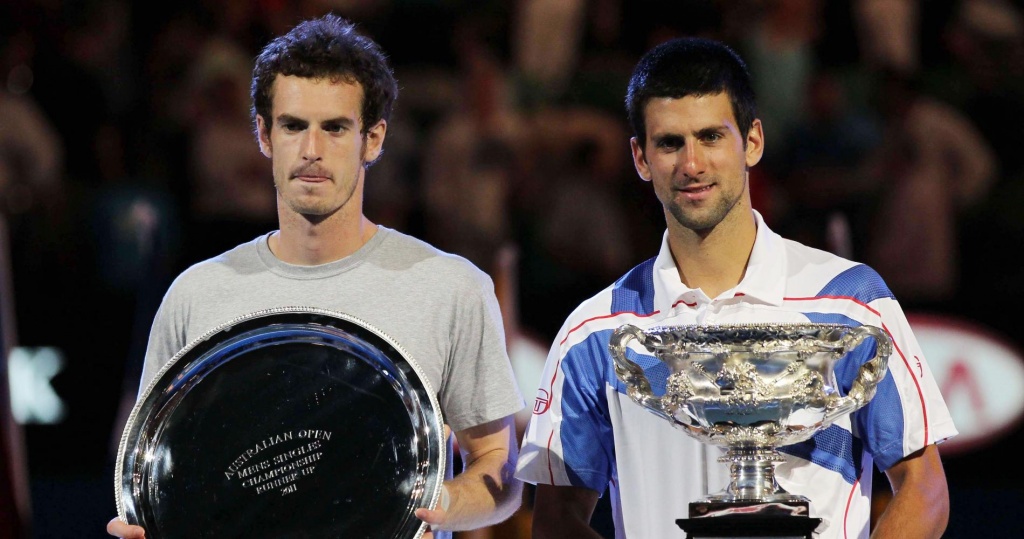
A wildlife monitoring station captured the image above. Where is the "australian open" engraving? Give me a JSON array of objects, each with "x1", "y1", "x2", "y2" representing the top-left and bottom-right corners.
[{"x1": 223, "y1": 429, "x2": 333, "y2": 496}]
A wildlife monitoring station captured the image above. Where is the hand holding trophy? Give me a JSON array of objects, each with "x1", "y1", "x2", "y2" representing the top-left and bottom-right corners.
[{"x1": 610, "y1": 323, "x2": 892, "y2": 538}]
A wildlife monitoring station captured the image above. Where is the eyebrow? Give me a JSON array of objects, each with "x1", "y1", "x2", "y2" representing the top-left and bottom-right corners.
[
  {"x1": 651, "y1": 125, "x2": 729, "y2": 141},
  {"x1": 275, "y1": 114, "x2": 358, "y2": 129},
  {"x1": 695, "y1": 125, "x2": 729, "y2": 138}
]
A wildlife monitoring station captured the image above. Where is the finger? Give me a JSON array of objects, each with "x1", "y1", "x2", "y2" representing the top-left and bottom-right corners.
[
  {"x1": 443, "y1": 424, "x2": 451, "y2": 440},
  {"x1": 106, "y1": 517, "x2": 145, "y2": 538}
]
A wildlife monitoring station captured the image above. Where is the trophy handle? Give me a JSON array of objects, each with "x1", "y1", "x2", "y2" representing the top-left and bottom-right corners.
[
  {"x1": 823, "y1": 324, "x2": 893, "y2": 424},
  {"x1": 609, "y1": 324, "x2": 668, "y2": 414}
]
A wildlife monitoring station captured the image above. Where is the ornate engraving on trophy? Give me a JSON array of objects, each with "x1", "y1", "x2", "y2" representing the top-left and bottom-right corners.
[
  {"x1": 223, "y1": 429, "x2": 333, "y2": 496},
  {"x1": 610, "y1": 323, "x2": 893, "y2": 535}
]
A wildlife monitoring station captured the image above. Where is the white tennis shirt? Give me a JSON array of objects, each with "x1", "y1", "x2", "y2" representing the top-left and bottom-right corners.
[{"x1": 516, "y1": 211, "x2": 956, "y2": 538}]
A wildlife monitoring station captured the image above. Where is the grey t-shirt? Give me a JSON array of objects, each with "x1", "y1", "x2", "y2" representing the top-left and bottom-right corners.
[{"x1": 141, "y1": 226, "x2": 524, "y2": 432}]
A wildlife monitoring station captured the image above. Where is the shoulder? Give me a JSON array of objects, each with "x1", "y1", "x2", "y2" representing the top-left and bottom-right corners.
[
  {"x1": 781, "y1": 237, "x2": 894, "y2": 303},
  {"x1": 573, "y1": 257, "x2": 656, "y2": 319},
  {"x1": 555, "y1": 258, "x2": 656, "y2": 347},
  {"x1": 163, "y1": 237, "x2": 263, "y2": 298},
  {"x1": 375, "y1": 228, "x2": 495, "y2": 289}
]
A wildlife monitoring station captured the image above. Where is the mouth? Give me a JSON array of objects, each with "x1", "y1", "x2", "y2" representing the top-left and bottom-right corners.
[
  {"x1": 291, "y1": 170, "x2": 332, "y2": 183},
  {"x1": 675, "y1": 183, "x2": 716, "y2": 200}
]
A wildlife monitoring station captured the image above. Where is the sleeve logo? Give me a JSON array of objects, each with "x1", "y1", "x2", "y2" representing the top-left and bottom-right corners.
[{"x1": 533, "y1": 389, "x2": 551, "y2": 415}]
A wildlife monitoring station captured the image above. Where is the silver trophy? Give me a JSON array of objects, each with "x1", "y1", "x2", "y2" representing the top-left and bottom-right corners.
[
  {"x1": 609, "y1": 323, "x2": 891, "y2": 536},
  {"x1": 115, "y1": 308, "x2": 447, "y2": 539}
]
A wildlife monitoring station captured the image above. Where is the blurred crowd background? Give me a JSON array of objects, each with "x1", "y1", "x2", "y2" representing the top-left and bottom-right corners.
[{"x1": 2, "y1": 0, "x2": 1024, "y2": 537}]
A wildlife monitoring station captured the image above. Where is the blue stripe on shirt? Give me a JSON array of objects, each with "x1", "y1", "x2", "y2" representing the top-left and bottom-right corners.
[
  {"x1": 781, "y1": 424, "x2": 864, "y2": 484},
  {"x1": 611, "y1": 257, "x2": 657, "y2": 315},
  {"x1": 816, "y1": 264, "x2": 894, "y2": 303},
  {"x1": 559, "y1": 330, "x2": 617, "y2": 491},
  {"x1": 798, "y1": 267, "x2": 907, "y2": 474}
]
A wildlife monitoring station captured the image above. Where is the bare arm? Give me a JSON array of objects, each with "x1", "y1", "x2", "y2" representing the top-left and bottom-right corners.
[
  {"x1": 416, "y1": 415, "x2": 522, "y2": 531},
  {"x1": 532, "y1": 484, "x2": 605, "y2": 539},
  {"x1": 871, "y1": 445, "x2": 949, "y2": 538}
]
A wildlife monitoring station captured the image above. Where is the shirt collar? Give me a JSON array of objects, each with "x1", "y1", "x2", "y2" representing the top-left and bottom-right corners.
[{"x1": 652, "y1": 210, "x2": 787, "y2": 311}]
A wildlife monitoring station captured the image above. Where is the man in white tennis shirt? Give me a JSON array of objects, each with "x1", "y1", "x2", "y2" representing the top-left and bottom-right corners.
[{"x1": 516, "y1": 37, "x2": 956, "y2": 539}]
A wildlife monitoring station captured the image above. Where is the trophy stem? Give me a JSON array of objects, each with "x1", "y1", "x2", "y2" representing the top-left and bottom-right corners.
[{"x1": 705, "y1": 447, "x2": 806, "y2": 503}]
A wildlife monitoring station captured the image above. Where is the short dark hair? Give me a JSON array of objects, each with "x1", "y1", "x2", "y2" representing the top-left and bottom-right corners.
[
  {"x1": 625, "y1": 37, "x2": 757, "y2": 146},
  {"x1": 251, "y1": 13, "x2": 398, "y2": 136}
]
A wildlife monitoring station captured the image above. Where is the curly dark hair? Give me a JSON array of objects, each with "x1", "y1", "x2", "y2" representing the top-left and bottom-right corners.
[
  {"x1": 626, "y1": 37, "x2": 757, "y2": 148},
  {"x1": 251, "y1": 13, "x2": 398, "y2": 137}
]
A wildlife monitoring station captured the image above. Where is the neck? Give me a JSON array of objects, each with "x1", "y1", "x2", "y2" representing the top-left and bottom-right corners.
[
  {"x1": 269, "y1": 202, "x2": 377, "y2": 266},
  {"x1": 667, "y1": 206, "x2": 757, "y2": 300}
]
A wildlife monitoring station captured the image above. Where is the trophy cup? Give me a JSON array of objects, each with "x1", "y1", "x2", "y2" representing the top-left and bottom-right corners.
[{"x1": 609, "y1": 323, "x2": 892, "y2": 539}]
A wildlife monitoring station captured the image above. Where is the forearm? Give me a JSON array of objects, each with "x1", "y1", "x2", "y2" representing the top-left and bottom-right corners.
[
  {"x1": 870, "y1": 487, "x2": 948, "y2": 538},
  {"x1": 871, "y1": 446, "x2": 950, "y2": 538},
  {"x1": 442, "y1": 450, "x2": 522, "y2": 530}
]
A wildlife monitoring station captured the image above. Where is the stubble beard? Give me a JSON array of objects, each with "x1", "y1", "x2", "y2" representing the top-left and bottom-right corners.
[
  {"x1": 278, "y1": 138, "x2": 368, "y2": 221},
  {"x1": 665, "y1": 177, "x2": 745, "y2": 234}
]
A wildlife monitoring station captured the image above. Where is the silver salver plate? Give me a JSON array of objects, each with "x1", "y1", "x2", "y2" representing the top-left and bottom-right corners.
[{"x1": 115, "y1": 307, "x2": 446, "y2": 538}]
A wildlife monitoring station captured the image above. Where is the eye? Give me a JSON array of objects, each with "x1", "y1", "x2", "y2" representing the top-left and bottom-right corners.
[
  {"x1": 657, "y1": 136, "x2": 684, "y2": 150},
  {"x1": 323, "y1": 122, "x2": 347, "y2": 133},
  {"x1": 702, "y1": 132, "x2": 723, "y2": 143},
  {"x1": 282, "y1": 122, "x2": 303, "y2": 133}
]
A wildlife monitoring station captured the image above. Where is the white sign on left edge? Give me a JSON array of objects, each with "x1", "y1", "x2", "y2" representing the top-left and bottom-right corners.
[{"x1": 8, "y1": 346, "x2": 66, "y2": 425}]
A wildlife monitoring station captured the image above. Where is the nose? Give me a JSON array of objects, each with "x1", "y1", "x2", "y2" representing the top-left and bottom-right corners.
[
  {"x1": 680, "y1": 143, "x2": 706, "y2": 179},
  {"x1": 302, "y1": 129, "x2": 323, "y2": 161}
]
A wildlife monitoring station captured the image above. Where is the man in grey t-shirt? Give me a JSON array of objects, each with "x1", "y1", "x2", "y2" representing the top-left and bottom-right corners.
[{"x1": 108, "y1": 14, "x2": 524, "y2": 539}]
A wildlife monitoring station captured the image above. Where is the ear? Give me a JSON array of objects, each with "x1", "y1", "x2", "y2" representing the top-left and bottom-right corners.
[
  {"x1": 256, "y1": 115, "x2": 272, "y2": 158},
  {"x1": 744, "y1": 118, "x2": 764, "y2": 168},
  {"x1": 361, "y1": 119, "x2": 388, "y2": 165},
  {"x1": 630, "y1": 137, "x2": 652, "y2": 182}
]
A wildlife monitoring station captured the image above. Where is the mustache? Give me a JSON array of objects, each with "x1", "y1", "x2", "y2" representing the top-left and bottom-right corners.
[{"x1": 289, "y1": 165, "x2": 333, "y2": 179}]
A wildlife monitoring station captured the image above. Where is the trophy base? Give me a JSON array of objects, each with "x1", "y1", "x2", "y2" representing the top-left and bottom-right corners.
[{"x1": 676, "y1": 501, "x2": 821, "y2": 539}]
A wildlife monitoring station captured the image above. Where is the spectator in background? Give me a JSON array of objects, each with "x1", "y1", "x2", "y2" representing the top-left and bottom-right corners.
[
  {"x1": 774, "y1": 68, "x2": 882, "y2": 259},
  {"x1": 854, "y1": 0, "x2": 919, "y2": 73},
  {"x1": 514, "y1": 106, "x2": 638, "y2": 341},
  {"x1": 420, "y1": 11, "x2": 528, "y2": 275},
  {"x1": 738, "y1": 0, "x2": 822, "y2": 171},
  {"x1": 25, "y1": 0, "x2": 127, "y2": 188},
  {"x1": 944, "y1": 0, "x2": 1024, "y2": 181},
  {"x1": 942, "y1": 0, "x2": 1024, "y2": 328},
  {"x1": 0, "y1": 30, "x2": 65, "y2": 221},
  {"x1": 512, "y1": 0, "x2": 587, "y2": 102},
  {"x1": 862, "y1": 68, "x2": 996, "y2": 307},
  {"x1": 182, "y1": 34, "x2": 276, "y2": 263}
]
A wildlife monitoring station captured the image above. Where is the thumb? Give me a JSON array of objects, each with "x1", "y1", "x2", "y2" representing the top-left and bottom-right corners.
[
  {"x1": 415, "y1": 506, "x2": 445, "y2": 526},
  {"x1": 415, "y1": 484, "x2": 450, "y2": 529}
]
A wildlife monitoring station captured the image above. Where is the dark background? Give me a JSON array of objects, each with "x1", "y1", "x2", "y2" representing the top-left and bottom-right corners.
[{"x1": 2, "y1": 0, "x2": 1024, "y2": 537}]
